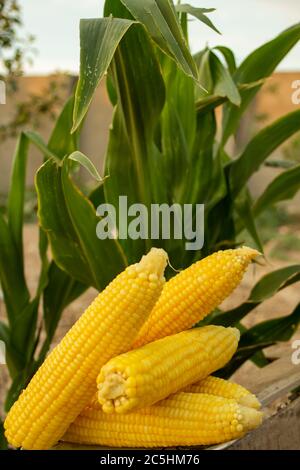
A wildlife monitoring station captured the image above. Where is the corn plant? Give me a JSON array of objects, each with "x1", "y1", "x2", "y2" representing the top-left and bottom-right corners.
[{"x1": 1, "y1": 0, "x2": 300, "y2": 446}]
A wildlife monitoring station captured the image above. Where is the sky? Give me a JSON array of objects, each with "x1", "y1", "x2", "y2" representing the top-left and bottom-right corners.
[{"x1": 21, "y1": 0, "x2": 300, "y2": 75}]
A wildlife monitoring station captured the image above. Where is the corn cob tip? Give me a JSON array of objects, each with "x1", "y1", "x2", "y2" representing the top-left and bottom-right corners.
[
  {"x1": 239, "y1": 246, "x2": 260, "y2": 260},
  {"x1": 135, "y1": 248, "x2": 168, "y2": 280},
  {"x1": 239, "y1": 394, "x2": 261, "y2": 410},
  {"x1": 229, "y1": 327, "x2": 241, "y2": 342},
  {"x1": 240, "y1": 406, "x2": 263, "y2": 432}
]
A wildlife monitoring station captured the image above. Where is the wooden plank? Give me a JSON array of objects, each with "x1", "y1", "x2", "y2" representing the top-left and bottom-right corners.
[{"x1": 246, "y1": 353, "x2": 300, "y2": 404}]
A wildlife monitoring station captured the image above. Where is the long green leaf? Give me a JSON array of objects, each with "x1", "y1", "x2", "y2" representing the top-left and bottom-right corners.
[
  {"x1": 68, "y1": 151, "x2": 103, "y2": 182},
  {"x1": 118, "y1": 0, "x2": 198, "y2": 80},
  {"x1": 211, "y1": 302, "x2": 259, "y2": 327},
  {"x1": 61, "y1": 158, "x2": 127, "y2": 289},
  {"x1": 10, "y1": 298, "x2": 39, "y2": 363},
  {"x1": 7, "y1": 133, "x2": 29, "y2": 262},
  {"x1": 0, "y1": 321, "x2": 10, "y2": 345},
  {"x1": 175, "y1": 4, "x2": 220, "y2": 34},
  {"x1": 36, "y1": 159, "x2": 95, "y2": 286},
  {"x1": 230, "y1": 110, "x2": 300, "y2": 196},
  {"x1": 209, "y1": 51, "x2": 241, "y2": 106},
  {"x1": 160, "y1": 53, "x2": 195, "y2": 200},
  {"x1": 214, "y1": 46, "x2": 236, "y2": 74},
  {"x1": 249, "y1": 265, "x2": 300, "y2": 302},
  {"x1": 0, "y1": 420, "x2": 8, "y2": 450},
  {"x1": 240, "y1": 303, "x2": 300, "y2": 347},
  {"x1": 254, "y1": 164, "x2": 300, "y2": 216},
  {"x1": 196, "y1": 80, "x2": 265, "y2": 115},
  {"x1": 48, "y1": 96, "x2": 78, "y2": 159},
  {"x1": 0, "y1": 213, "x2": 29, "y2": 323},
  {"x1": 104, "y1": 16, "x2": 166, "y2": 262},
  {"x1": 73, "y1": 16, "x2": 134, "y2": 131},
  {"x1": 24, "y1": 131, "x2": 57, "y2": 160},
  {"x1": 222, "y1": 23, "x2": 300, "y2": 143}
]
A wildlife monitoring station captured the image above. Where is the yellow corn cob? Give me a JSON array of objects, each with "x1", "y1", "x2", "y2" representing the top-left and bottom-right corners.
[
  {"x1": 133, "y1": 247, "x2": 258, "y2": 348},
  {"x1": 4, "y1": 248, "x2": 168, "y2": 450},
  {"x1": 97, "y1": 326, "x2": 239, "y2": 413},
  {"x1": 63, "y1": 392, "x2": 262, "y2": 447},
  {"x1": 184, "y1": 376, "x2": 261, "y2": 410}
]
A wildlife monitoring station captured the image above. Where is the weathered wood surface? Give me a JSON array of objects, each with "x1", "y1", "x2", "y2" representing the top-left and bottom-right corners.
[{"x1": 55, "y1": 353, "x2": 300, "y2": 451}]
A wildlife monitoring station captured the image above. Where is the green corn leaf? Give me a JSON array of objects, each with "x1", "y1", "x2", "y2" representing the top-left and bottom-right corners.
[
  {"x1": 48, "y1": 96, "x2": 79, "y2": 159},
  {"x1": 196, "y1": 94, "x2": 227, "y2": 114},
  {"x1": 0, "y1": 321, "x2": 10, "y2": 344},
  {"x1": 0, "y1": 420, "x2": 8, "y2": 450},
  {"x1": 209, "y1": 51, "x2": 241, "y2": 106},
  {"x1": 210, "y1": 265, "x2": 300, "y2": 327},
  {"x1": 61, "y1": 158, "x2": 127, "y2": 288},
  {"x1": 222, "y1": 23, "x2": 300, "y2": 143},
  {"x1": 254, "y1": 164, "x2": 300, "y2": 216},
  {"x1": 175, "y1": 4, "x2": 220, "y2": 34},
  {"x1": 195, "y1": 81, "x2": 264, "y2": 115},
  {"x1": 210, "y1": 302, "x2": 259, "y2": 328},
  {"x1": 264, "y1": 159, "x2": 296, "y2": 169},
  {"x1": 89, "y1": 184, "x2": 106, "y2": 209},
  {"x1": 104, "y1": 20, "x2": 166, "y2": 262},
  {"x1": 240, "y1": 302, "x2": 300, "y2": 347},
  {"x1": 68, "y1": 151, "x2": 104, "y2": 182},
  {"x1": 36, "y1": 158, "x2": 127, "y2": 289},
  {"x1": 10, "y1": 298, "x2": 39, "y2": 364},
  {"x1": 117, "y1": 0, "x2": 199, "y2": 81},
  {"x1": 24, "y1": 131, "x2": 57, "y2": 160},
  {"x1": 7, "y1": 133, "x2": 29, "y2": 262},
  {"x1": 282, "y1": 272, "x2": 300, "y2": 290},
  {"x1": 213, "y1": 45, "x2": 236, "y2": 74},
  {"x1": 195, "y1": 48, "x2": 213, "y2": 95},
  {"x1": 160, "y1": 54, "x2": 195, "y2": 200},
  {"x1": 36, "y1": 159, "x2": 94, "y2": 286},
  {"x1": 230, "y1": 109, "x2": 300, "y2": 196},
  {"x1": 235, "y1": 190, "x2": 264, "y2": 253},
  {"x1": 249, "y1": 265, "x2": 300, "y2": 302},
  {"x1": 251, "y1": 350, "x2": 271, "y2": 368},
  {"x1": 183, "y1": 111, "x2": 217, "y2": 207},
  {"x1": 0, "y1": 212, "x2": 29, "y2": 324},
  {"x1": 5, "y1": 371, "x2": 26, "y2": 412},
  {"x1": 73, "y1": 16, "x2": 135, "y2": 131}
]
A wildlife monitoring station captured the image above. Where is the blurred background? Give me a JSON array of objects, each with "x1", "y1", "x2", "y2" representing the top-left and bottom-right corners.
[{"x1": 0, "y1": 0, "x2": 300, "y2": 391}]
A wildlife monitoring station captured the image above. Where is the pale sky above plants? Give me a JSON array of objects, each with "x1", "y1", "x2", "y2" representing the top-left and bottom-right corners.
[{"x1": 22, "y1": 0, "x2": 300, "y2": 74}]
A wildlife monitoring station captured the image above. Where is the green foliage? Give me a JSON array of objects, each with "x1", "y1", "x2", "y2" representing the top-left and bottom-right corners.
[{"x1": 1, "y1": 1, "x2": 300, "y2": 445}]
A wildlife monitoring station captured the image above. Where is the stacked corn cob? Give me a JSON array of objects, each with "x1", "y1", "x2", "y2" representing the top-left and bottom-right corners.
[{"x1": 4, "y1": 246, "x2": 262, "y2": 450}]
